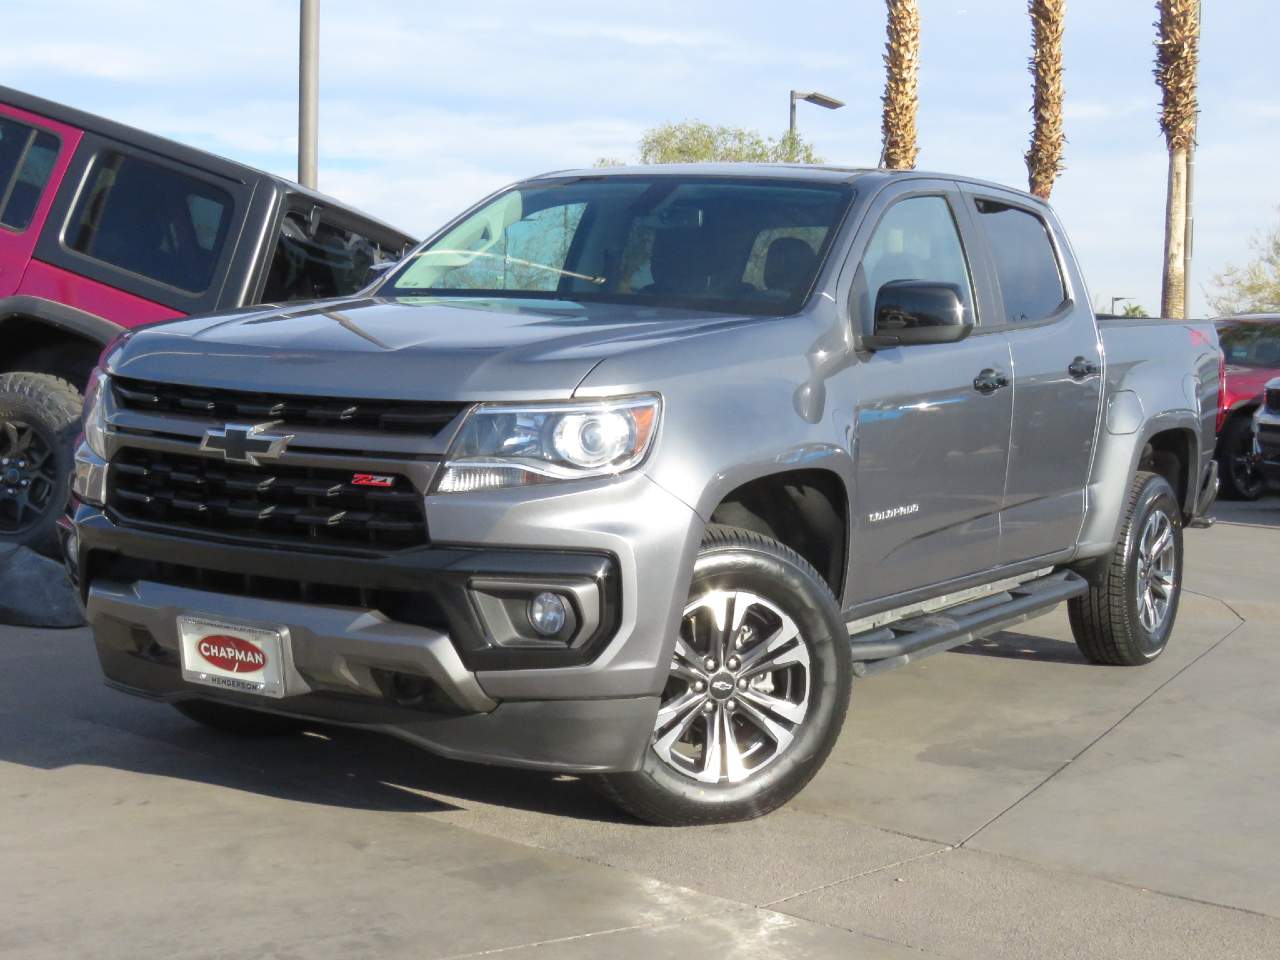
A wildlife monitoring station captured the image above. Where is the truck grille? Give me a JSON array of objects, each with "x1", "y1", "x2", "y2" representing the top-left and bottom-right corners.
[
  {"x1": 107, "y1": 449, "x2": 428, "y2": 550},
  {"x1": 1267, "y1": 386, "x2": 1280, "y2": 412},
  {"x1": 112, "y1": 377, "x2": 465, "y2": 437}
]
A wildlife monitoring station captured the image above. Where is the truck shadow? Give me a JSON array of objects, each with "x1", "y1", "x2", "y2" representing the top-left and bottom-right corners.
[{"x1": 950, "y1": 630, "x2": 1090, "y2": 664}]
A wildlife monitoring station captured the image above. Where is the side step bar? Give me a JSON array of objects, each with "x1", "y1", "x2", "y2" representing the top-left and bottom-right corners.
[{"x1": 849, "y1": 569, "x2": 1089, "y2": 677}]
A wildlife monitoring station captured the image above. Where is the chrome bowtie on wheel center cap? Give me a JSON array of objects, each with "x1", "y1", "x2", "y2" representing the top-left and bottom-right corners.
[{"x1": 651, "y1": 589, "x2": 813, "y2": 784}]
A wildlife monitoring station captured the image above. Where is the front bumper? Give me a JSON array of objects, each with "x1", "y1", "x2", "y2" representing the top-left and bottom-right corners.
[
  {"x1": 1257, "y1": 415, "x2": 1280, "y2": 488},
  {"x1": 68, "y1": 470, "x2": 702, "y2": 773}
]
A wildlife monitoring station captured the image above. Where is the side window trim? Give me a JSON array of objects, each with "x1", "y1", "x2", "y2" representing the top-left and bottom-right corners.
[
  {"x1": 958, "y1": 185, "x2": 1075, "y2": 329},
  {"x1": 842, "y1": 183, "x2": 982, "y2": 339}
]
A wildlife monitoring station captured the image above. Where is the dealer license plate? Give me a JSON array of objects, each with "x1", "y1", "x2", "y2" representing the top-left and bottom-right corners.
[{"x1": 177, "y1": 616, "x2": 286, "y2": 698}]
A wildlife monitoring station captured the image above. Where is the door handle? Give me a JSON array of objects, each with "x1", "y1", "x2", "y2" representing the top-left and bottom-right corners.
[
  {"x1": 1068, "y1": 356, "x2": 1099, "y2": 380},
  {"x1": 973, "y1": 369, "x2": 1009, "y2": 394}
]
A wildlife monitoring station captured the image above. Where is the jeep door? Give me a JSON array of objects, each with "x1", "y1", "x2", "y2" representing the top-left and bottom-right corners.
[
  {"x1": 840, "y1": 181, "x2": 1013, "y2": 604},
  {"x1": 0, "y1": 106, "x2": 78, "y2": 297}
]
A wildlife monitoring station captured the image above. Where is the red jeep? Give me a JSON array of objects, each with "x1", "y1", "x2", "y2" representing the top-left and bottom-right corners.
[
  {"x1": 0, "y1": 85, "x2": 414, "y2": 553},
  {"x1": 1214, "y1": 314, "x2": 1280, "y2": 499}
]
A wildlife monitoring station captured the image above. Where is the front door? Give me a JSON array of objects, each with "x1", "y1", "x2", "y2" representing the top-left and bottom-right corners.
[
  {"x1": 962, "y1": 189, "x2": 1103, "y2": 563},
  {"x1": 844, "y1": 188, "x2": 1014, "y2": 604}
]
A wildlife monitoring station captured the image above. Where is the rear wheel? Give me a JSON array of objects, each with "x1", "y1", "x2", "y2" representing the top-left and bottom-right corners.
[
  {"x1": 595, "y1": 525, "x2": 852, "y2": 825},
  {"x1": 173, "y1": 699, "x2": 305, "y2": 736},
  {"x1": 1069, "y1": 471, "x2": 1183, "y2": 665},
  {"x1": 1216, "y1": 414, "x2": 1264, "y2": 500},
  {"x1": 0, "y1": 373, "x2": 82, "y2": 557}
]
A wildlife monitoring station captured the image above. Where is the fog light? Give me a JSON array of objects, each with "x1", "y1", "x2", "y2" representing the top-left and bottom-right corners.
[{"x1": 528, "y1": 592, "x2": 568, "y2": 636}]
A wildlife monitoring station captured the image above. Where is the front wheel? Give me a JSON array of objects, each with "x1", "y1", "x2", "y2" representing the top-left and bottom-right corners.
[
  {"x1": 595, "y1": 525, "x2": 852, "y2": 825},
  {"x1": 1069, "y1": 471, "x2": 1183, "y2": 665}
]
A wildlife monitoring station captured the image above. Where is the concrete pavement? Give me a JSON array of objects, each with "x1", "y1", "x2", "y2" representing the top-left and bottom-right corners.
[{"x1": 1, "y1": 499, "x2": 1277, "y2": 958}]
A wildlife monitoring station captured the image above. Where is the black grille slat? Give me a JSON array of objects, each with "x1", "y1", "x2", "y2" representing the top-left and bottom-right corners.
[
  {"x1": 107, "y1": 449, "x2": 427, "y2": 550},
  {"x1": 1266, "y1": 387, "x2": 1280, "y2": 413},
  {"x1": 112, "y1": 377, "x2": 464, "y2": 438}
]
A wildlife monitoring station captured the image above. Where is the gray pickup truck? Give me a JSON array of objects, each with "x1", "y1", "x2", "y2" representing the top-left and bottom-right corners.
[{"x1": 65, "y1": 165, "x2": 1221, "y2": 825}]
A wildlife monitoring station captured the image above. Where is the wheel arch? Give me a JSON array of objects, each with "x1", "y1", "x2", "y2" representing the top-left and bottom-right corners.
[{"x1": 0, "y1": 296, "x2": 122, "y2": 390}]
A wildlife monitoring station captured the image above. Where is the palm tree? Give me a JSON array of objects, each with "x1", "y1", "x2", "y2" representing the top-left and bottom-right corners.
[
  {"x1": 880, "y1": 0, "x2": 920, "y2": 170},
  {"x1": 1025, "y1": 0, "x2": 1066, "y2": 199},
  {"x1": 1154, "y1": 0, "x2": 1200, "y2": 319}
]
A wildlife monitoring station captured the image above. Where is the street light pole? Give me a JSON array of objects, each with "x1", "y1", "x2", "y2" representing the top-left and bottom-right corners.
[
  {"x1": 1110, "y1": 296, "x2": 1133, "y2": 314},
  {"x1": 298, "y1": 0, "x2": 319, "y2": 189},
  {"x1": 788, "y1": 90, "x2": 845, "y2": 160}
]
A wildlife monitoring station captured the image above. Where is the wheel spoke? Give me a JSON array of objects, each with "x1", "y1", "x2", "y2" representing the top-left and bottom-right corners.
[
  {"x1": 700, "y1": 708, "x2": 724, "y2": 783},
  {"x1": 1149, "y1": 524, "x2": 1173, "y2": 563},
  {"x1": 652, "y1": 697, "x2": 704, "y2": 770},
  {"x1": 1, "y1": 421, "x2": 18, "y2": 455},
  {"x1": 722, "y1": 712, "x2": 749, "y2": 783},
  {"x1": 654, "y1": 688, "x2": 703, "y2": 731},
  {"x1": 737, "y1": 615, "x2": 804, "y2": 677},
  {"x1": 735, "y1": 696, "x2": 795, "y2": 753},
  {"x1": 739, "y1": 687, "x2": 808, "y2": 724},
  {"x1": 672, "y1": 634, "x2": 708, "y2": 680}
]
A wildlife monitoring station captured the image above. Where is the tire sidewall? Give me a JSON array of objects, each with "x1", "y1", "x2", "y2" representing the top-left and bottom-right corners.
[
  {"x1": 1120, "y1": 475, "x2": 1183, "y2": 659},
  {"x1": 1219, "y1": 416, "x2": 1262, "y2": 501},
  {"x1": 631, "y1": 537, "x2": 852, "y2": 819}
]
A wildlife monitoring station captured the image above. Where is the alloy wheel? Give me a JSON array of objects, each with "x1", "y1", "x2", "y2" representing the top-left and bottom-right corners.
[
  {"x1": 0, "y1": 420, "x2": 59, "y2": 535},
  {"x1": 1135, "y1": 508, "x2": 1177, "y2": 635},
  {"x1": 651, "y1": 589, "x2": 811, "y2": 784}
]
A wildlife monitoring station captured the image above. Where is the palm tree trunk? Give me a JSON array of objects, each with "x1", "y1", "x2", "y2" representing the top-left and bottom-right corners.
[
  {"x1": 1161, "y1": 146, "x2": 1189, "y2": 317},
  {"x1": 1154, "y1": 0, "x2": 1200, "y2": 319},
  {"x1": 1025, "y1": 0, "x2": 1066, "y2": 199},
  {"x1": 880, "y1": 0, "x2": 920, "y2": 170}
]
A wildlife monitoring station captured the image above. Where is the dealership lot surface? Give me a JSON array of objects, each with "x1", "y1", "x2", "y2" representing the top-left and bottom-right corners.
[{"x1": 2, "y1": 501, "x2": 1277, "y2": 959}]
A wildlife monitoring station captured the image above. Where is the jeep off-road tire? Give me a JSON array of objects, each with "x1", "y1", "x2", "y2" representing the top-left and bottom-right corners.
[
  {"x1": 173, "y1": 700, "x2": 306, "y2": 736},
  {"x1": 1069, "y1": 471, "x2": 1183, "y2": 666},
  {"x1": 595, "y1": 525, "x2": 852, "y2": 826},
  {"x1": 0, "y1": 372, "x2": 83, "y2": 557}
]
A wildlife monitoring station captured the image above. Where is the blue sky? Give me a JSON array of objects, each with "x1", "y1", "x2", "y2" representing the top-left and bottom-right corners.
[{"x1": 3, "y1": 0, "x2": 1275, "y2": 316}]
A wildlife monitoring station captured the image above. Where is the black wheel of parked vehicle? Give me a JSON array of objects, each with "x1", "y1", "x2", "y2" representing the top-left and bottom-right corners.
[
  {"x1": 594, "y1": 525, "x2": 852, "y2": 826},
  {"x1": 0, "y1": 373, "x2": 82, "y2": 558},
  {"x1": 1215, "y1": 414, "x2": 1264, "y2": 501},
  {"x1": 173, "y1": 700, "x2": 306, "y2": 736},
  {"x1": 1069, "y1": 471, "x2": 1183, "y2": 666}
]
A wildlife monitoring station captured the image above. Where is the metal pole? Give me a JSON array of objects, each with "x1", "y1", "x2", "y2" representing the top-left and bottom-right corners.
[
  {"x1": 298, "y1": 0, "x2": 319, "y2": 189},
  {"x1": 1182, "y1": 0, "x2": 1201, "y2": 318},
  {"x1": 789, "y1": 91, "x2": 797, "y2": 141}
]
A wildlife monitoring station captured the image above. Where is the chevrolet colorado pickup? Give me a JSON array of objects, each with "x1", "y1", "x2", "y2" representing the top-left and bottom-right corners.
[
  {"x1": 0, "y1": 84, "x2": 414, "y2": 554},
  {"x1": 65, "y1": 166, "x2": 1221, "y2": 825}
]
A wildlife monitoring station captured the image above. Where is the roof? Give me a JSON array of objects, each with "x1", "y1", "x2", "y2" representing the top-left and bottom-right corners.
[{"x1": 0, "y1": 84, "x2": 412, "y2": 241}]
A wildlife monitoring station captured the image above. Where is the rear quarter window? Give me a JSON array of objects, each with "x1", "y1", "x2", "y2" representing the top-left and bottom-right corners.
[
  {"x1": 0, "y1": 117, "x2": 60, "y2": 232},
  {"x1": 66, "y1": 150, "x2": 233, "y2": 294},
  {"x1": 975, "y1": 199, "x2": 1067, "y2": 324}
]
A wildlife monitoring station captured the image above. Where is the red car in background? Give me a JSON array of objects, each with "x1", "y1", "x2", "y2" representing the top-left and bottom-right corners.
[{"x1": 1214, "y1": 314, "x2": 1280, "y2": 499}]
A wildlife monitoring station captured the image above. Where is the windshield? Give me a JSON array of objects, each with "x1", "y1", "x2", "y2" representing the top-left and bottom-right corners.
[
  {"x1": 1217, "y1": 320, "x2": 1280, "y2": 368},
  {"x1": 384, "y1": 176, "x2": 853, "y2": 315}
]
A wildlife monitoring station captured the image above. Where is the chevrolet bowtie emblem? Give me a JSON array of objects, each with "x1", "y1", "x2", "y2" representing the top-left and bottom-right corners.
[{"x1": 200, "y1": 423, "x2": 294, "y2": 465}]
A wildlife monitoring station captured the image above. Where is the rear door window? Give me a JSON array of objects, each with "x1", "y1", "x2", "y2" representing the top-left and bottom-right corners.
[
  {"x1": 975, "y1": 199, "x2": 1067, "y2": 324},
  {"x1": 262, "y1": 208, "x2": 404, "y2": 302},
  {"x1": 0, "y1": 117, "x2": 61, "y2": 232},
  {"x1": 66, "y1": 150, "x2": 233, "y2": 293}
]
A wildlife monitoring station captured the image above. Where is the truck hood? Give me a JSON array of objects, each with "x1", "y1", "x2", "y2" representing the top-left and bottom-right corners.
[{"x1": 107, "y1": 296, "x2": 766, "y2": 401}]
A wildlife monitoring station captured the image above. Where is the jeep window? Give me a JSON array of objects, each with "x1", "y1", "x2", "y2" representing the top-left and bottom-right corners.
[
  {"x1": 263, "y1": 209, "x2": 403, "y2": 302},
  {"x1": 66, "y1": 150, "x2": 232, "y2": 294},
  {"x1": 1217, "y1": 321, "x2": 1280, "y2": 368},
  {"x1": 975, "y1": 199, "x2": 1067, "y2": 323},
  {"x1": 385, "y1": 177, "x2": 853, "y2": 316},
  {"x1": 861, "y1": 196, "x2": 976, "y2": 323},
  {"x1": 0, "y1": 118, "x2": 60, "y2": 232}
]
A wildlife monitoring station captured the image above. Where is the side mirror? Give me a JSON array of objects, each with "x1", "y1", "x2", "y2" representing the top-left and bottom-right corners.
[{"x1": 865, "y1": 280, "x2": 973, "y2": 349}]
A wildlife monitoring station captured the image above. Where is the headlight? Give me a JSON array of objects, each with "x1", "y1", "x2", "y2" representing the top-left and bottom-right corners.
[
  {"x1": 82, "y1": 369, "x2": 110, "y2": 460},
  {"x1": 436, "y1": 395, "x2": 661, "y2": 493}
]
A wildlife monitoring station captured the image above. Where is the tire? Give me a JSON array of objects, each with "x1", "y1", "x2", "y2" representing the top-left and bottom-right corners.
[
  {"x1": 595, "y1": 524, "x2": 852, "y2": 826},
  {"x1": 0, "y1": 372, "x2": 83, "y2": 557},
  {"x1": 1215, "y1": 414, "x2": 1263, "y2": 501},
  {"x1": 1069, "y1": 471, "x2": 1183, "y2": 666},
  {"x1": 173, "y1": 699, "x2": 306, "y2": 736}
]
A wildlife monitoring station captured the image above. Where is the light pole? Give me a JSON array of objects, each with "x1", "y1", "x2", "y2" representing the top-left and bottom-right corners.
[
  {"x1": 788, "y1": 90, "x2": 845, "y2": 159},
  {"x1": 1110, "y1": 296, "x2": 1133, "y2": 314},
  {"x1": 298, "y1": 0, "x2": 319, "y2": 189}
]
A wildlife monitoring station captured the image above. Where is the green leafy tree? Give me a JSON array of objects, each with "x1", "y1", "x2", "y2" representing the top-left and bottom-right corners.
[
  {"x1": 594, "y1": 120, "x2": 822, "y2": 167},
  {"x1": 1121, "y1": 303, "x2": 1151, "y2": 318},
  {"x1": 1209, "y1": 214, "x2": 1280, "y2": 315}
]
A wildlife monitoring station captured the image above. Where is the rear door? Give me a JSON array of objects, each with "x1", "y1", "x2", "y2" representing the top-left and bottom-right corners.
[
  {"x1": 0, "y1": 106, "x2": 79, "y2": 297},
  {"x1": 842, "y1": 181, "x2": 1014, "y2": 603},
  {"x1": 960, "y1": 186, "x2": 1103, "y2": 564}
]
